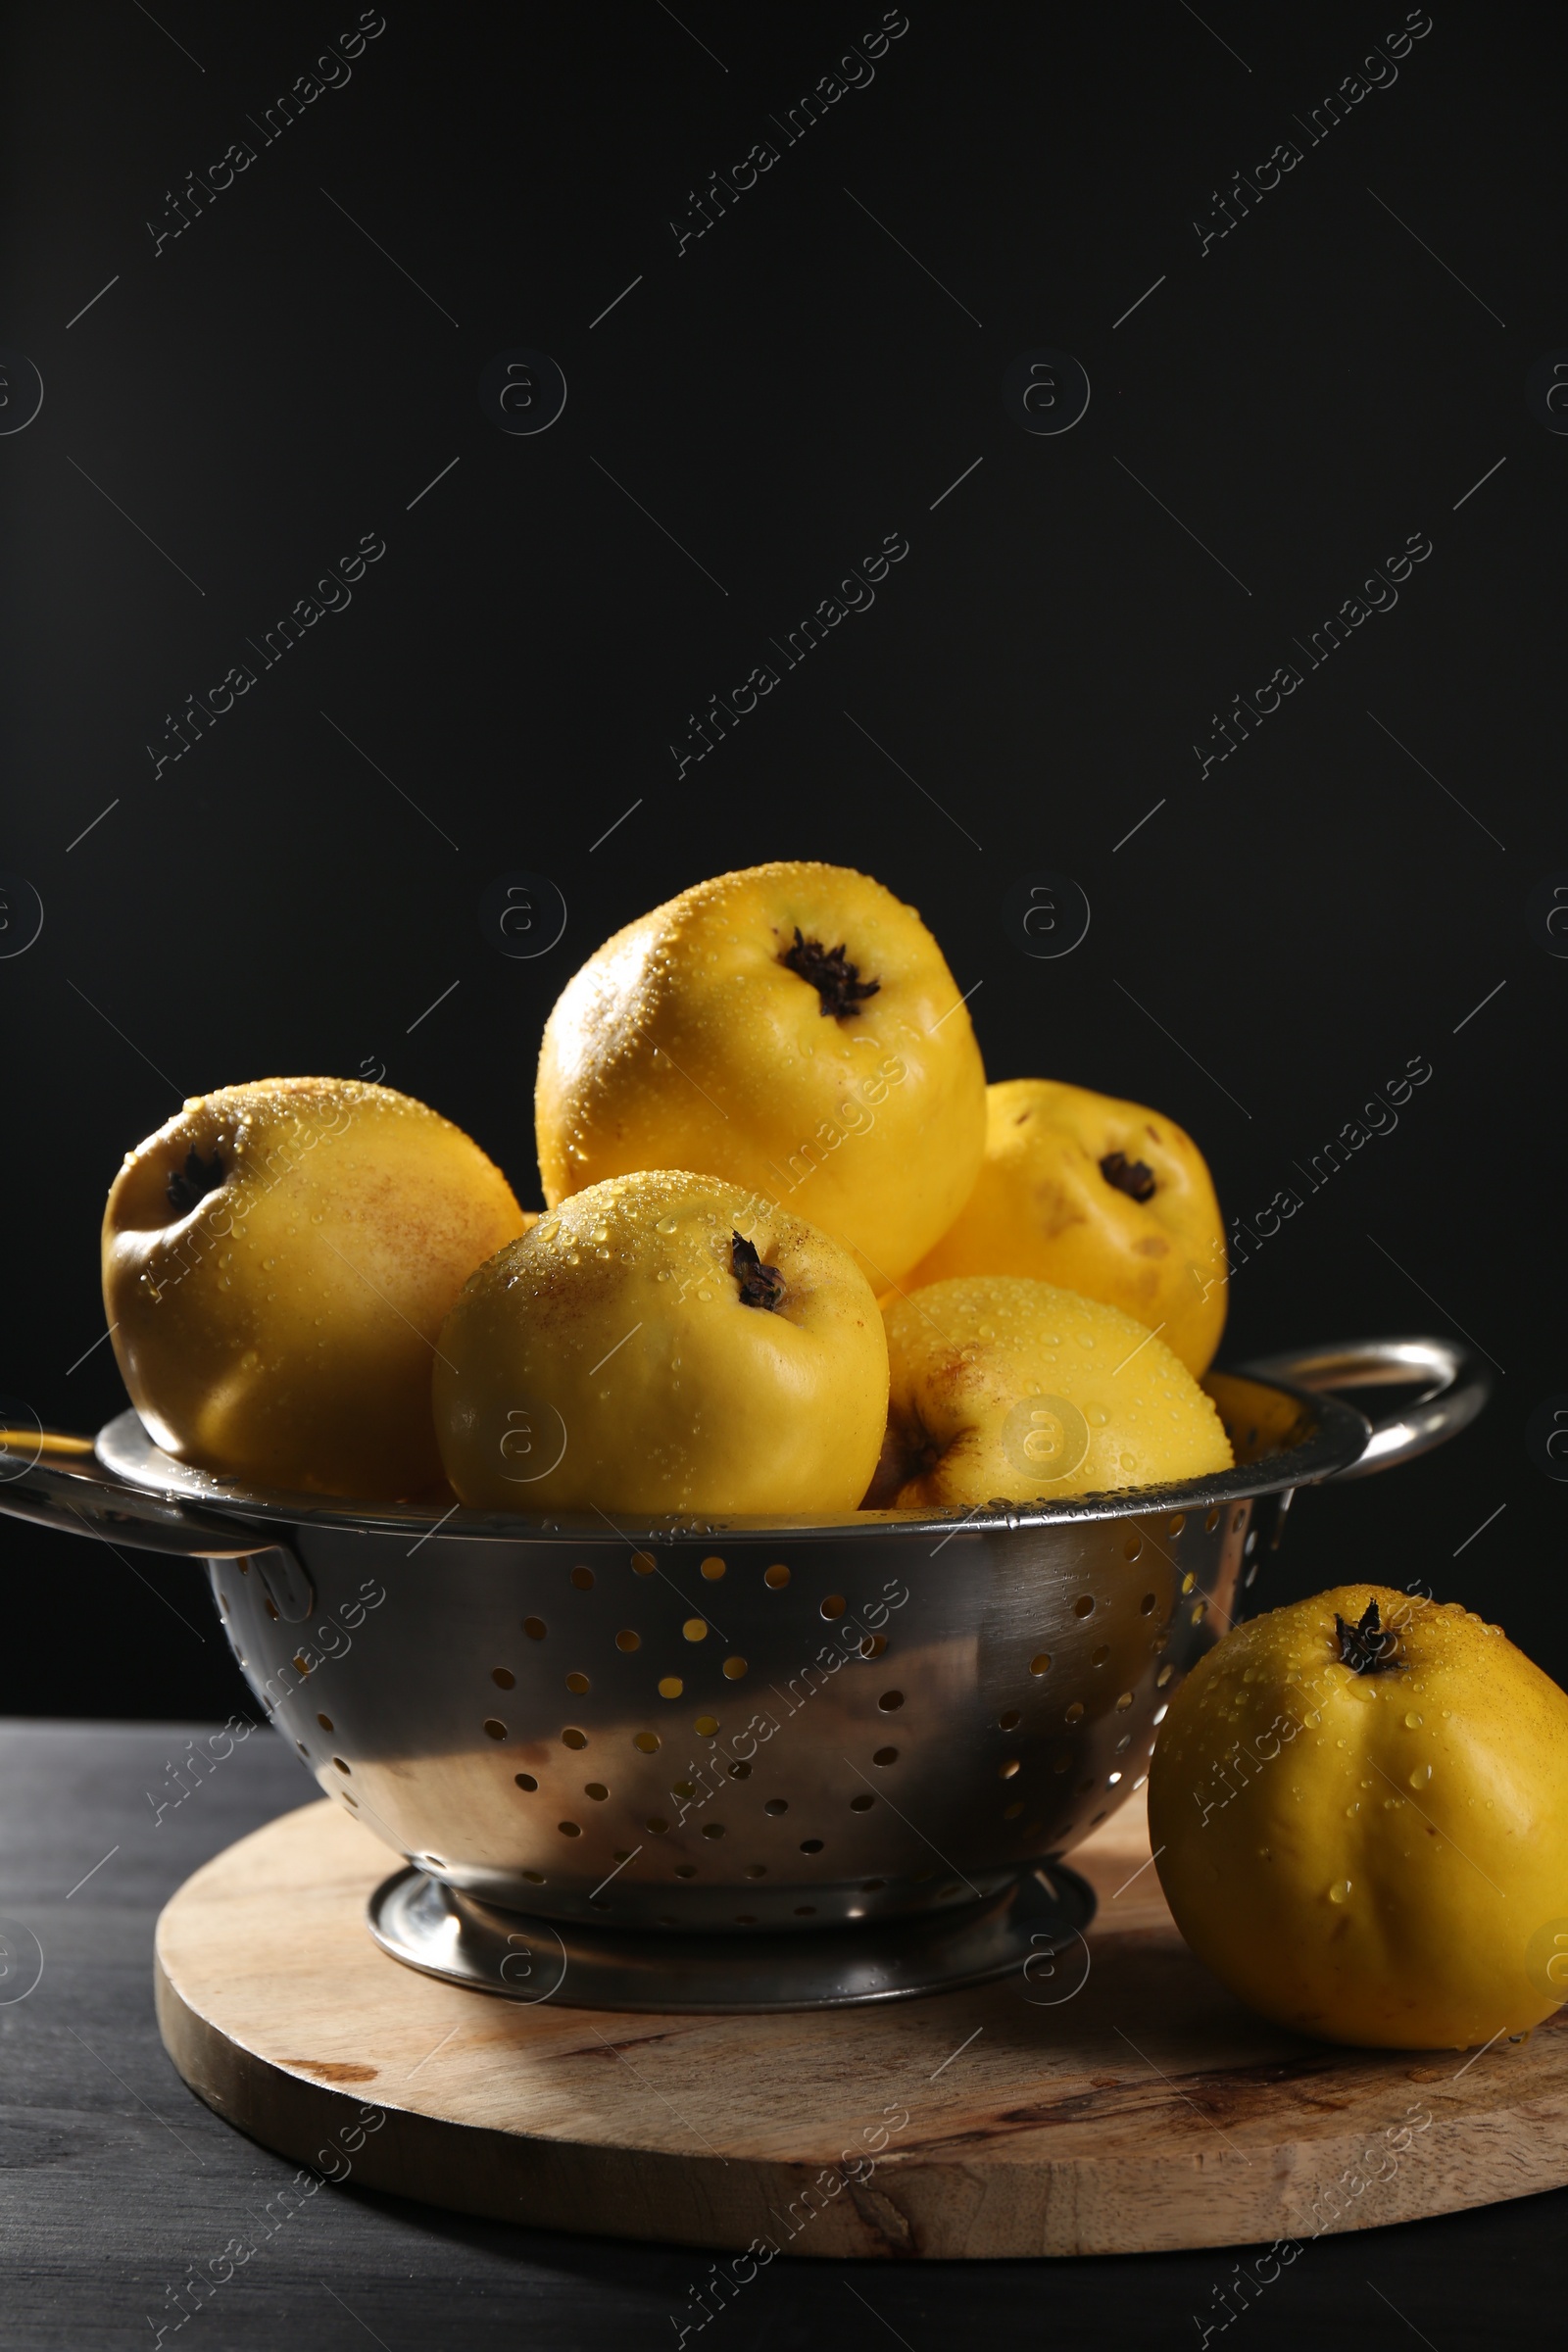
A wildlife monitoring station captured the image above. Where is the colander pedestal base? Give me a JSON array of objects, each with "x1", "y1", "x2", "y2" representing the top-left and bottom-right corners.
[{"x1": 367, "y1": 1860, "x2": 1097, "y2": 2012}]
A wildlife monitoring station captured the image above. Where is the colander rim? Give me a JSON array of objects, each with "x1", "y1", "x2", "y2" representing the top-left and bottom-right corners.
[{"x1": 87, "y1": 1366, "x2": 1368, "y2": 1547}]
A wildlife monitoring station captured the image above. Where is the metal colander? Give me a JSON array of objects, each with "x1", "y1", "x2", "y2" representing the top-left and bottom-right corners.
[{"x1": 0, "y1": 1336, "x2": 1486, "y2": 2008}]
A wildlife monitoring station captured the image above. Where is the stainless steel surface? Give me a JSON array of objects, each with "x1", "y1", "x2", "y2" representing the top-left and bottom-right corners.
[
  {"x1": 1239, "y1": 1335, "x2": 1491, "y2": 1480},
  {"x1": 0, "y1": 1427, "x2": 278, "y2": 1559},
  {"x1": 0, "y1": 1334, "x2": 1490, "y2": 2003},
  {"x1": 368, "y1": 1854, "x2": 1096, "y2": 2011}
]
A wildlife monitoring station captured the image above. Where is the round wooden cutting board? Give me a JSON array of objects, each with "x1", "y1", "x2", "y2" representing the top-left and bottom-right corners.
[{"x1": 154, "y1": 1792, "x2": 1568, "y2": 2258}]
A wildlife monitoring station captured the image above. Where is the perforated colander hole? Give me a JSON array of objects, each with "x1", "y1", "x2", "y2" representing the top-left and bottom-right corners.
[
  {"x1": 632, "y1": 1551, "x2": 656, "y2": 1576},
  {"x1": 615, "y1": 1630, "x2": 641, "y2": 1651},
  {"x1": 938, "y1": 1882, "x2": 961, "y2": 1901},
  {"x1": 562, "y1": 1727, "x2": 588, "y2": 1749},
  {"x1": 333, "y1": 1756, "x2": 351, "y2": 1773},
  {"x1": 820, "y1": 1594, "x2": 847, "y2": 1620},
  {"x1": 744, "y1": 1864, "x2": 766, "y2": 1879},
  {"x1": 1114, "y1": 1734, "x2": 1132, "y2": 1753},
  {"x1": 1051, "y1": 1751, "x2": 1071, "y2": 1774},
  {"x1": 522, "y1": 1870, "x2": 545, "y2": 1885},
  {"x1": 1204, "y1": 1507, "x2": 1221, "y2": 1533},
  {"x1": 647, "y1": 1816, "x2": 669, "y2": 1835},
  {"x1": 872, "y1": 1746, "x2": 899, "y2": 1767},
  {"x1": 585, "y1": 1783, "x2": 609, "y2": 1801},
  {"x1": 683, "y1": 1618, "x2": 708, "y2": 1642},
  {"x1": 800, "y1": 1838, "x2": 824, "y2": 1854},
  {"x1": 1180, "y1": 1571, "x2": 1196, "y2": 1595},
  {"x1": 341, "y1": 1791, "x2": 358, "y2": 1807},
  {"x1": 694, "y1": 1715, "x2": 719, "y2": 1738},
  {"x1": 860, "y1": 1632, "x2": 888, "y2": 1658},
  {"x1": 571, "y1": 1566, "x2": 594, "y2": 1591},
  {"x1": 565, "y1": 1672, "x2": 590, "y2": 1694},
  {"x1": 764, "y1": 1797, "x2": 788, "y2": 1815},
  {"x1": 722, "y1": 1656, "x2": 748, "y2": 1680},
  {"x1": 296, "y1": 1740, "x2": 309, "y2": 1757},
  {"x1": 1064, "y1": 1701, "x2": 1085, "y2": 1725},
  {"x1": 1004, "y1": 1800, "x2": 1024, "y2": 1820},
  {"x1": 1124, "y1": 1534, "x2": 1144, "y2": 1562},
  {"x1": 1029, "y1": 1653, "x2": 1053, "y2": 1677},
  {"x1": 633, "y1": 1731, "x2": 661, "y2": 1752},
  {"x1": 491, "y1": 1668, "x2": 515, "y2": 1690},
  {"x1": 559, "y1": 1821, "x2": 581, "y2": 1838},
  {"x1": 850, "y1": 1794, "x2": 874, "y2": 1812},
  {"x1": 523, "y1": 1617, "x2": 547, "y2": 1641},
  {"x1": 1156, "y1": 1664, "x2": 1175, "y2": 1688},
  {"x1": 999, "y1": 1759, "x2": 1020, "y2": 1780},
  {"x1": 701, "y1": 1555, "x2": 726, "y2": 1581},
  {"x1": 764, "y1": 1563, "x2": 791, "y2": 1589},
  {"x1": 317, "y1": 1713, "x2": 333, "y2": 1732},
  {"x1": 1091, "y1": 1644, "x2": 1110, "y2": 1667},
  {"x1": 728, "y1": 1759, "x2": 751, "y2": 1781},
  {"x1": 1115, "y1": 1690, "x2": 1135, "y2": 1712},
  {"x1": 265, "y1": 1598, "x2": 279, "y2": 1622},
  {"x1": 514, "y1": 1773, "x2": 538, "y2": 1791},
  {"x1": 1072, "y1": 1594, "x2": 1095, "y2": 1618},
  {"x1": 1107, "y1": 1769, "x2": 1123, "y2": 1786},
  {"x1": 1076, "y1": 1777, "x2": 1094, "y2": 1794},
  {"x1": 674, "y1": 1865, "x2": 697, "y2": 1880},
  {"x1": 998, "y1": 1709, "x2": 1021, "y2": 1732},
  {"x1": 590, "y1": 1897, "x2": 611, "y2": 1910},
  {"x1": 878, "y1": 1690, "x2": 904, "y2": 1712},
  {"x1": 658, "y1": 1677, "x2": 683, "y2": 1699},
  {"x1": 1191, "y1": 1600, "x2": 1208, "y2": 1625},
  {"x1": 701, "y1": 1823, "x2": 725, "y2": 1840},
  {"x1": 1169, "y1": 1513, "x2": 1187, "y2": 1538}
]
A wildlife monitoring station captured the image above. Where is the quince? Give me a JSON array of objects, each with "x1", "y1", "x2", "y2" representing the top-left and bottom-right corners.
[
  {"x1": 103, "y1": 1079, "x2": 525, "y2": 1497},
  {"x1": 433, "y1": 1170, "x2": 888, "y2": 1515},
  {"x1": 906, "y1": 1078, "x2": 1227, "y2": 1375},
  {"x1": 1151, "y1": 1587, "x2": 1568, "y2": 2048},
  {"x1": 867, "y1": 1274, "x2": 1233, "y2": 1508},
  {"x1": 534, "y1": 862, "x2": 986, "y2": 1289}
]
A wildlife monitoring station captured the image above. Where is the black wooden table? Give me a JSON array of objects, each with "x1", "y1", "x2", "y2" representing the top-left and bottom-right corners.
[{"x1": 1, "y1": 1719, "x2": 1561, "y2": 2348}]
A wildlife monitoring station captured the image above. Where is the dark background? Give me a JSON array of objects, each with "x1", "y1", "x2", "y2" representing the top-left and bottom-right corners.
[{"x1": 1, "y1": 0, "x2": 1561, "y2": 1722}]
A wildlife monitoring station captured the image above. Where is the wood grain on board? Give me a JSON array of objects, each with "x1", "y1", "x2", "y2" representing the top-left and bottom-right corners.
[{"x1": 155, "y1": 1792, "x2": 1568, "y2": 2258}]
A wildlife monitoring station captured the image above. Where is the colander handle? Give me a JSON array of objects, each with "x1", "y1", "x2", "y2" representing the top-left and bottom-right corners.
[
  {"x1": 0, "y1": 1426, "x2": 275, "y2": 1559},
  {"x1": 1238, "y1": 1335, "x2": 1492, "y2": 1482}
]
